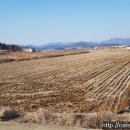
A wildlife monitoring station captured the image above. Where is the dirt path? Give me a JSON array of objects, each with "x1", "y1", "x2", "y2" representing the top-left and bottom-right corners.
[{"x1": 0, "y1": 122, "x2": 90, "y2": 130}]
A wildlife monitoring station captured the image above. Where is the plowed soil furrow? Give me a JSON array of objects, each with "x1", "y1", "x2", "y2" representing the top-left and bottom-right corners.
[
  {"x1": 95, "y1": 64, "x2": 130, "y2": 99},
  {"x1": 0, "y1": 49, "x2": 130, "y2": 113}
]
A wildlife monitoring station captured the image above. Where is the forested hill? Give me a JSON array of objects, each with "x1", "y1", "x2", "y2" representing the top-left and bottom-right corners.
[{"x1": 0, "y1": 42, "x2": 21, "y2": 51}]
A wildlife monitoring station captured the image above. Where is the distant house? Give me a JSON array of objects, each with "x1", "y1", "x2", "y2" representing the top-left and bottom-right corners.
[
  {"x1": 113, "y1": 45, "x2": 127, "y2": 48},
  {"x1": 77, "y1": 46, "x2": 82, "y2": 50},
  {"x1": 126, "y1": 47, "x2": 130, "y2": 50},
  {"x1": 94, "y1": 47, "x2": 98, "y2": 50},
  {"x1": 22, "y1": 48, "x2": 36, "y2": 52},
  {"x1": 118, "y1": 45, "x2": 127, "y2": 48}
]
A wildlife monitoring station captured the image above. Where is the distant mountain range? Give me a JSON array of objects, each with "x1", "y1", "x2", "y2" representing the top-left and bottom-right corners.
[
  {"x1": 39, "y1": 41, "x2": 97, "y2": 50},
  {"x1": 28, "y1": 38, "x2": 130, "y2": 51},
  {"x1": 1, "y1": 38, "x2": 130, "y2": 52},
  {"x1": 101, "y1": 38, "x2": 130, "y2": 45}
]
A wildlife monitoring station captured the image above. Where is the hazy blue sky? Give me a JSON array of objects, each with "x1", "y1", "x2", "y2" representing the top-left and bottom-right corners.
[{"x1": 0, "y1": 0, "x2": 130, "y2": 45}]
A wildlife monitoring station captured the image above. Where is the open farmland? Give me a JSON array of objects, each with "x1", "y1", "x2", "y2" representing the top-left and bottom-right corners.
[
  {"x1": 0, "y1": 49, "x2": 130, "y2": 114},
  {"x1": 0, "y1": 50, "x2": 89, "y2": 63}
]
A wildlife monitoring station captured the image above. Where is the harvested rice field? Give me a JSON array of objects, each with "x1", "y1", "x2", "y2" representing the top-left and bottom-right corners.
[{"x1": 0, "y1": 49, "x2": 130, "y2": 114}]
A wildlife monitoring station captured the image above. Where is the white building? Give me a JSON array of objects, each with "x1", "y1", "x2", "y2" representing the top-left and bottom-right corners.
[
  {"x1": 23, "y1": 48, "x2": 36, "y2": 52},
  {"x1": 94, "y1": 47, "x2": 98, "y2": 50},
  {"x1": 126, "y1": 47, "x2": 130, "y2": 50},
  {"x1": 118, "y1": 45, "x2": 127, "y2": 48}
]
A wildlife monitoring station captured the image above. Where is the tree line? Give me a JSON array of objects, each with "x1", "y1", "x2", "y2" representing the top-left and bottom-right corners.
[{"x1": 0, "y1": 42, "x2": 22, "y2": 51}]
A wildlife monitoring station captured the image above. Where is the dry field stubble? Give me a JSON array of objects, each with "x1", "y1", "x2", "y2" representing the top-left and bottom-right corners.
[
  {"x1": 0, "y1": 50, "x2": 89, "y2": 63},
  {"x1": 0, "y1": 48, "x2": 130, "y2": 128}
]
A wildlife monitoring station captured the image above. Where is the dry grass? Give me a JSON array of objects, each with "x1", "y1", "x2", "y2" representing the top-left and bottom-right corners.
[
  {"x1": 17, "y1": 108, "x2": 130, "y2": 129},
  {"x1": 0, "y1": 50, "x2": 89, "y2": 63}
]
